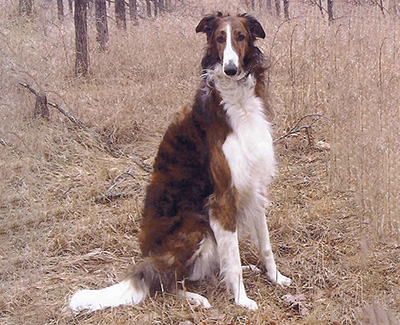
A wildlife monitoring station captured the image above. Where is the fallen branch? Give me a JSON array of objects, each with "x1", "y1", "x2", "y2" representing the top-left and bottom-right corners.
[
  {"x1": 19, "y1": 82, "x2": 84, "y2": 127},
  {"x1": 48, "y1": 102, "x2": 84, "y2": 128},
  {"x1": 273, "y1": 113, "x2": 322, "y2": 146},
  {"x1": 19, "y1": 82, "x2": 152, "y2": 174}
]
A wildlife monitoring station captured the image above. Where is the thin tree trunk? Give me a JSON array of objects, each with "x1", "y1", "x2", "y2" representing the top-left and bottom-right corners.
[
  {"x1": 146, "y1": 0, "x2": 151, "y2": 17},
  {"x1": 19, "y1": 0, "x2": 33, "y2": 16},
  {"x1": 275, "y1": 0, "x2": 281, "y2": 16},
  {"x1": 129, "y1": 0, "x2": 137, "y2": 21},
  {"x1": 327, "y1": 0, "x2": 335, "y2": 22},
  {"x1": 68, "y1": 0, "x2": 73, "y2": 13},
  {"x1": 266, "y1": 0, "x2": 272, "y2": 14},
  {"x1": 159, "y1": 0, "x2": 164, "y2": 13},
  {"x1": 389, "y1": 0, "x2": 398, "y2": 16},
  {"x1": 153, "y1": 0, "x2": 158, "y2": 17},
  {"x1": 115, "y1": 0, "x2": 126, "y2": 29},
  {"x1": 57, "y1": 0, "x2": 64, "y2": 20},
  {"x1": 95, "y1": 0, "x2": 108, "y2": 51},
  {"x1": 74, "y1": 0, "x2": 89, "y2": 77},
  {"x1": 283, "y1": 0, "x2": 290, "y2": 20}
]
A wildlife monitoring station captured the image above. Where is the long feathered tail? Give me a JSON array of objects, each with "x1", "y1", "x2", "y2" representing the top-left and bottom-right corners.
[{"x1": 69, "y1": 258, "x2": 160, "y2": 313}]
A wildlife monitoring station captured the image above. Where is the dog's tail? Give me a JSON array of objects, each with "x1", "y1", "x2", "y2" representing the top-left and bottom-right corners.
[{"x1": 69, "y1": 257, "x2": 162, "y2": 313}]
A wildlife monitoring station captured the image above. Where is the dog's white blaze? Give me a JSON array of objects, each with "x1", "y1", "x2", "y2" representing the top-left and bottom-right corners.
[
  {"x1": 69, "y1": 279, "x2": 148, "y2": 312},
  {"x1": 223, "y1": 24, "x2": 239, "y2": 72},
  {"x1": 211, "y1": 69, "x2": 292, "y2": 291}
]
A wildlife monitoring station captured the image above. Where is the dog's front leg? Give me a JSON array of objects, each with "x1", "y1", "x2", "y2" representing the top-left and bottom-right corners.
[
  {"x1": 252, "y1": 202, "x2": 292, "y2": 287},
  {"x1": 209, "y1": 190, "x2": 258, "y2": 311}
]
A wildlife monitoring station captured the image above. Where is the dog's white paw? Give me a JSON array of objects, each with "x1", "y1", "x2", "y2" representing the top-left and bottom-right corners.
[
  {"x1": 267, "y1": 270, "x2": 292, "y2": 287},
  {"x1": 237, "y1": 296, "x2": 258, "y2": 310},
  {"x1": 69, "y1": 289, "x2": 101, "y2": 312},
  {"x1": 178, "y1": 290, "x2": 212, "y2": 309},
  {"x1": 187, "y1": 294, "x2": 212, "y2": 309}
]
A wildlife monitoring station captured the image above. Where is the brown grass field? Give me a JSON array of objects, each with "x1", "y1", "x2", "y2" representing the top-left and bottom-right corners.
[{"x1": 1, "y1": 0, "x2": 399, "y2": 324}]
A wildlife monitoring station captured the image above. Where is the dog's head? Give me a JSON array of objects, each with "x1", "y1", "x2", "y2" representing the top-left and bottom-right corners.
[{"x1": 196, "y1": 12, "x2": 265, "y2": 77}]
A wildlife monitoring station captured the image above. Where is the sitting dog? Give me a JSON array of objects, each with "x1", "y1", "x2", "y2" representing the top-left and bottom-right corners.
[{"x1": 69, "y1": 12, "x2": 291, "y2": 312}]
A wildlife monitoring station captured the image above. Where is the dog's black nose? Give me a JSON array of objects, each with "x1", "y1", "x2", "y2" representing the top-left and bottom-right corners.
[{"x1": 224, "y1": 63, "x2": 238, "y2": 76}]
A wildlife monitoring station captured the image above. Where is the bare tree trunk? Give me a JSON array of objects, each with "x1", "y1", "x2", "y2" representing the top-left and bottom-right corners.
[
  {"x1": 57, "y1": 0, "x2": 64, "y2": 20},
  {"x1": 115, "y1": 0, "x2": 126, "y2": 29},
  {"x1": 251, "y1": 0, "x2": 256, "y2": 10},
  {"x1": 68, "y1": 0, "x2": 73, "y2": 13},
  {"x1": 266, "y1": 0, "x2": 273, "y2": 14},
  {"x1": 129, "y1": 0, "x2": 137, "y2": 21},
  {"x1": 74, "y1": 0, "x2": 89, "y2": 77},
  {"x1": 146, "y1": 0, "x2": 151, "y2": 17},
  {"x1": 283, "y1": 0, "x2": 290, "y2": 19},
  {"x1": 19, "y1": 0, "x2": 33, "y2": 16},
  {"x1": 327, "y1": 0, "x2": 334, "y2": 22},
  {"x1": 95, "y1": 0, "x2": 108, "y2": 51},
  {"x1": 389, "y1": 0, "x2": 398, "y2": 16},
  {"x1": 159, "y1": 0, "x2": 164, "y2": 13},
  {"x1": 153, "y1": 0, "x2": 158, "y2": 17},
  {"x1": 275, "y1": 0, "x2": 281, "y2": 16}
]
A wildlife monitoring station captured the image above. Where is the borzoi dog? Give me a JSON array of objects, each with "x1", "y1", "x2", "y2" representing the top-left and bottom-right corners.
[{"x1": 69, "y1": 12, "x2": 291, "y2": 312}]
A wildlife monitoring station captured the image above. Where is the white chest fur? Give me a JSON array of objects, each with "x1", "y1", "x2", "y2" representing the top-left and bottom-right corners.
[{"x1": 215, "y1": 74, "x2": 275, "y2": 200}]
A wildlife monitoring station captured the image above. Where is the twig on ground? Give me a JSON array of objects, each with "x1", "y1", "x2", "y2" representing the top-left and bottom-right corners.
[
  {"x1": 0, "y1": 138, "x2": 8, "y2": 146},
  {"x1": 274, "y1": 113, "x2": 322, "y2": 146},
  {"x1": 94, "y1": 192, "x2": 135, "y2": 204},
  {"x1": 95, "y1": 168, "x2": 144, "y2": 204}
]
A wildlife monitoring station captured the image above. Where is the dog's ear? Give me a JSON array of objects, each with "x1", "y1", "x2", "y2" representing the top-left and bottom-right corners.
[
  {"x1": 196, "y1": 12, "x2": 222, "y2": 41},
  {"x1": 240, "y1": 14, "x2": 266, "y2": 40}
]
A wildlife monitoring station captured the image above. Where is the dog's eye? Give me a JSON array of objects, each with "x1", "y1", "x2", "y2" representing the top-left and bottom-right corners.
[
  {"x1": 238, "y1": 34, "x2": 245, "y2": 41},
  {"x1": 217, "y1": 36, "x2": 225, "y2": 43}
]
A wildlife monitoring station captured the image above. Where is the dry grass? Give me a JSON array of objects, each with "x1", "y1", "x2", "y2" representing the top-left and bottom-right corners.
[{"x1": 0, "y1": 1, "x2": 399, "y2": 324}]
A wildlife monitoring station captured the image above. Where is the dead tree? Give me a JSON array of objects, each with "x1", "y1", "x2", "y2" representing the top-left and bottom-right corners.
[
  {"x1": 57, "y1": 0, "x2": 64, "y2": 20},
  {"x1": 389, "y1": 0, "x2": 398, "y2": 16},
  {"x1": 95, "y1": 0, "x2": 108, "y2": 51},
  {"x1": 146, "y1": 0, "x2": 151, "y2": 17},
  {"x1": 275, "y1": 0, "x2": 281, "y2": 16},
  {"x1": 129, "y1": 0, "x2": 138, "y2": 21},
  {"x1": 19, "y1": 0, "x2": 33, "y2": 16},
  {"x1": 327, "y1": 0, "x2": 335, "y2": 22},
  {"x1": 68, "y1": 0, "x2": 73, "y2": 14},
  {"x1": 283, "y1": 0, "x2": 290, "y2": 20},
  {"x1": 34, "y1": 92, "x2": 49, "y2": 119},
  {"x1": 115, "y1": 0, "x2": 127, "y2": 29},
  {"x1": 74, "y1": 0, "x2": 89, "y2": 76},
  {"x1": 19, "y1": 83, "x2": 50, "y2": 119},
  {"x1": 153, "y1": 0, "x2": 158, "y2": 17},
  {"x1": 266, "y1": 0, "x2": 273, "y2": 14}
]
